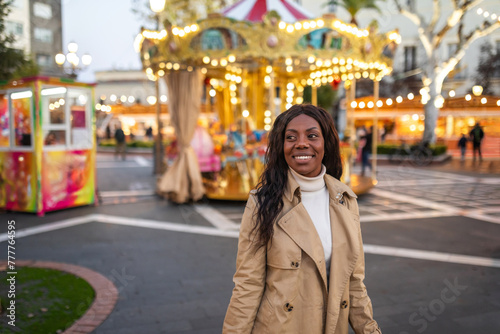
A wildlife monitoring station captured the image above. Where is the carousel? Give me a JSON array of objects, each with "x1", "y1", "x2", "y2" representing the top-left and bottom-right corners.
[{"x1": 137, "y1": 0, "x2": 399, "y2": 202}]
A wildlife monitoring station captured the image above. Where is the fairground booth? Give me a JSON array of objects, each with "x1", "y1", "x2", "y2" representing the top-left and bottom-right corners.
[
  {"x1": 0, "y1": 77, "x2": 96, "y2": 215},
  {"x1": 137, "y1": 0, "x2": 398, "y2": 202}
]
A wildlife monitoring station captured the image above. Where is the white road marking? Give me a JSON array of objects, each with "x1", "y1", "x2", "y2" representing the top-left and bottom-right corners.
[
  {"x1": 193, "y1": 205, "x2": 240, "y2": 230},
  {"x1": 361, "y1": 210, "x2": 455, "y2": 222},
  {"x1": 134, "y1": 156, "x2": 151, "y2": 166},
  {"x1": 1, "y1": 214, "x2": 498, "y2": 268},
  {"x1": 99, "y1": 190, "x2": 156, "y2": 198}
]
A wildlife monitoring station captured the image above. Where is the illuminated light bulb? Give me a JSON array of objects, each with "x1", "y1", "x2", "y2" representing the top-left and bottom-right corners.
[
  {"x1": 172, "y1": 27, "x2": 179, "y2": 35},
  {"x1": 230, "y1": 84, "x2": 237, "y2": 91},
  {"x1": 347, "y1": 73, "x2": 354, "y2": 80},
  {"x1": 286, "y1": 97, "x2": 293, "y2": 103},
  {"x1": 477, "y1": 8, "x2": 483, "y2": 15},
  {"x1": 359, "y1": 102, "x2": 365, "y2": 109},
  {"x1": 160, "y1": 95, "x2": 168, "y2": 103},
  {"x1": 332, "y1": 57, "x2": 339, "y2": 64},
  {"x1": 408, "y1": 93, "x2": 415, "y2": 100},
  {"x1": 386, "y1": 98, "x2": 393, "y2": 106},
  {"x1": 235, "y1": 76, "x2": 242, "y2": 83},
  {"x1": 279, "y1": 21, "x2": 286, "y2": 29},
  {"x1": 314, "y1": 78, "x2": 321, "y2": 86},
  {"x1": 497, "y1": 100, "x2": 500, "y2": 106},
  {"x1": 316, "y1": 59, "x2": 323, "y2": 67},
  {"x1": 264, "y1": 124, "x2": 271, "y2": 131},
  {"x1": 350, "y1": 101, "x2": 357, "y2": 108},
  {"x1": 128, "y1": 96, "x2": 135, "y2": 103},
  {"x1": 285, "y1": 58, "x2": 292, "y2": 66},
  {"x1": 95, "y1": 103, "x2": 101, "y2": 110},
  {"x1": 191, "y1": 24, "x2": 198, "y2": 32},
  {"x1": 166, "y1": 62, "x2": 172, "y2": 69},
  {"x1": 483, "y1": 11, "x2": 489, "y2": 18},
  {"x1": 412, "y1": 114, "x2": 419, "y2": 121},
  {"x1": 146, "y1": 68, "x2": 153, "y2": 75},
  {"x1": 231, "y1": 97, "x2": 238, "y2": 104},
  {"x1": 481, "y1": 97, "x2": 487, "y2": 104},
  {"x1": 173, "y1": 63, "x2": 180, "y2": 70},
  {"x1": 158, "y1": 70, "x2": 165, "y2": 76},
  {"x1": 225, "y1": 73, "x2": 231, "y2": 80},
  {"x1": 327, "y1": 76, "x2": 333, "y2": 83},
  {"x1": 203, "y1": 56, "x2": 210, "y2": 64},
  {"x1": 211, "y1": 59, "x2": 218, "y2": 66},
  {"x1": 147, "y1": 96, "x2": 157, "y2": 105},
  {"x1": 264, "y1": 117, "x2": 272, "y2": 124},
  {"x1": 367, "y1": 101, "x2": 374, "y2": 108},
  {"x1": 120, "y1": 95, "x2": 127, "y2": 102},
  {"x1": 264, "y1": 110, "x2": 271, "y2": 117},
  {"x1": 307, "y1": 79, "x2": 313, "y2": 85},
  {"x1": 266, "y1": 65, "x2": 273, "y2": 73},
  {"x1": 317, "y1": 19, "x2": 324, "y2": 27},
  {"x1": 449, "y1": 90, "x2": 455, "y2": 97},
  {"x1": 209, "y1": 89, "x2": 216, "y2": 97},
  {"x1": 296, "y1": 97, "x2": 303, "y2": 104},
  {"x1": 201, "y1": 68, "x2": 207, "y2": 74},
  {"x1": 295, "y1": 22, "x2": 302, "y2": 30},
  {"x1": 184, "y1": 26, "x2": 191, "y2": 33},
  {"x1": 410, "y1": 125, "x2": 416, "y2": 131},
  {"x1": 341, "y1": 74, "x2": 347, "y2": 81},
  {"x1": 287, "y1": 83, "x2": 294, "y2": 90},
  {"x1": 310, "y1": 21, "x2": 317, "y2": 28},
  {"x1": 339, "y1": 58, "x2": 345, "y2": 65},
  {"x1": 110, "y1": 94, "x2": 117, "y2": 102},
  {"x1": 220, "y1": 59, "x2": 228, "y2": 66},
  {"x1": 242, "y1": 110, "x2": 249, "y2": 118},
  {"x1": 355, "y1": 72, "x2": 361, "y2": 79},
  {"x1": 376, "y1": 100, "x2": 383, "y2": 108},
  {"x1": 396, "y1": 96, "x2": 403, "y2": 103},
  {"x1": 465, "y1": 94, "x2": 472, "y2": 101},
  {"x1": 264, "y1": 76, "x2": 271, "y2": 84},
  {"x1": 286, "y1": 25, "x2": 294, "y2": 33},
  {"x1": 491, "y1": 14, "x2": 497, "y2": 20},
  {"x1": 308, "y1": 56, "x2": 315, "y2": 63},
  {"x1": 303, "y1": 22, "x2": 310, "y2": 29},
  {"x1": 286, "y1": 66, "x2": 293, "y2": 72}
]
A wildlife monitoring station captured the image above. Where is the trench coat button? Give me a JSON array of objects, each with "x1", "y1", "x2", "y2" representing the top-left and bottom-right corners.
[
  {"x1": 284, "y1": 302, "x2": 294, "y2": 312},
  {"x1": 341, "y1": 300, "x2": 348, "y2": 309},
  {"x1": 291, "y1": 261, "x2": 295, "y2": 267},
  {"x1": 295, "y1": 262, "x2": 299, "y2": 268}
]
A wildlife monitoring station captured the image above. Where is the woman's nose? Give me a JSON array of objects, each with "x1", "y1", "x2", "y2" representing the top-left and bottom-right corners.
[{"x1": 296, "y1": 136, "x2": 309, "y2": 148}]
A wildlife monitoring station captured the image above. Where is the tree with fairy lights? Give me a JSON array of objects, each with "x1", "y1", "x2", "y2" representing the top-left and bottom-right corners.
[{"x1": 394, "y1": 0, "x2": 500, "y2": 143}]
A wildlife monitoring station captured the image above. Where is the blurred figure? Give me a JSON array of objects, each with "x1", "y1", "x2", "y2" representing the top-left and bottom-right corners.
[
  {"x1": 361, "y1": 126, "x2": 373, "y2": 176},
  {"x1": 145, "y1": 126, "x2": 153, "y2": 140},
  {"x1": 457, "y1": 134, "x2": 468, "y2": 161},
  {"x1": 469, "y1": 123, "x2": 484, "y2": 161},
  {"x1": 114, "y1": 124, "x2": 126, "y2": 161}
]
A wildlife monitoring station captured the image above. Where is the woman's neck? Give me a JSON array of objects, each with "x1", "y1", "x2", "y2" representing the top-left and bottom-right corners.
[{"x1": 289, "y1": 165, "x2": 326, "y2": 192}]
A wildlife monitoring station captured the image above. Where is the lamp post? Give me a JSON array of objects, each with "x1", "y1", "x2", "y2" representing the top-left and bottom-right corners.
[
  {"x1": 150, "y1": 0, "x2": 166, "y2": 175},
  {"x1": 55, "y1": 42, "x2": 92, "y2": 79}
]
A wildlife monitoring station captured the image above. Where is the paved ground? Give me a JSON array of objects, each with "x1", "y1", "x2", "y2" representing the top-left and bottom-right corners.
[{"x1": 1, "y1": 153, "x2": 500, "y2": 334}]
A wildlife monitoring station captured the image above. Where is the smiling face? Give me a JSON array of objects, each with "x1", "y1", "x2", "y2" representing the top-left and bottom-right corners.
[{"x1": 284, "y1": 114, "x2": 325, "y2": 177}]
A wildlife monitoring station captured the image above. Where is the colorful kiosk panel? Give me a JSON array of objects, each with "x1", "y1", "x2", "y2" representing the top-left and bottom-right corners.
[{"x1": 0, "y1": 77, "x2": 95, "y2": 215}]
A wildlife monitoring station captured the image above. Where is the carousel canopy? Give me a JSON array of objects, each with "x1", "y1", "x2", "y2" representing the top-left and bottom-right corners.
[{"x1": 222, "y1": 0, "x2": 313, "y2": 22}]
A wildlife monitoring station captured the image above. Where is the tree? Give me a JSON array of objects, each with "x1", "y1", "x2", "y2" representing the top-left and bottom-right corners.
[
  {"x1": 326, "y1": 0, "x2": 385, "y2": 26},
  {"x1": 0, "y1": 0, "x2": 38, "y2": 80},
  {"x1": 474, "y1": 41, "x2": 500, "y2": 95},
  {"x1": 395, "y1": 0, "x2": 500, "y2": 143}
]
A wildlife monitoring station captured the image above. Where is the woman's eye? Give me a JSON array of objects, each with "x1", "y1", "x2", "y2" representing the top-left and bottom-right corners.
[
  {"x1": 286, "y1": 135, "x2": 296, "y2": 140},
  {"x1": 309, "y1": 133, "x2": 318, "y2": 138}
]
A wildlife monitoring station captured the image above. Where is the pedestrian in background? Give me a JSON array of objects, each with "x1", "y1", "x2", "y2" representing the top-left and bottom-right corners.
[
  {"x1": 469, "y1": 122, "x2": 484, "y2": 161},
  {"x1": 361, "y1": 126, "x2": 373, "y2": 177},
  {"x1": 114, "y1": 124, "x2": 126, "y2": 161},
  {"x1": 457, "y1": 134, "x2": 468, "y2": 161},
  {"x1": 223, "y1": 104, "x2": 381, "y2": 334}
]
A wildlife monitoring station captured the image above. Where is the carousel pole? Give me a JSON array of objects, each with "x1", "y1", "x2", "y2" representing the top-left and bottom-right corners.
[
  {"x1": 348, "y1": 78, "x2": 356, "y2": 184},
  {"x1": 372, "y1": 79, "x2": 379, "y2": 183},
  {"x1": 269, "y1": 63, "x2": 275, "y2": 120},
  {"x1": 312, "y1": 84, "x2": 318, "y2": 106},
  {"x1": 241, "y1": 69, "x2": 247, "y2": 145}
]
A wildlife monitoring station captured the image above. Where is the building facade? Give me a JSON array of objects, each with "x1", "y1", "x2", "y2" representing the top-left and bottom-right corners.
[{"x1": 5, "y1": 0, "x2": 63, "y2": 76}]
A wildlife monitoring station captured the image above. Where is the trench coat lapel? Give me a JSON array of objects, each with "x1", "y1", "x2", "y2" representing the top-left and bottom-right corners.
[
  {"x1": 277, "y1": 203, "x2": 328, "y2": 286},
  {"x1": 325, "y1": 176, "x2": 361, "y2": 332}
]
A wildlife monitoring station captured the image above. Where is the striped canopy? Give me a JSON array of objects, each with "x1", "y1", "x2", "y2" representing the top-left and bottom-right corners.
[{"x1": 222, "y1": 0, "x2": 313, "y2": 23}]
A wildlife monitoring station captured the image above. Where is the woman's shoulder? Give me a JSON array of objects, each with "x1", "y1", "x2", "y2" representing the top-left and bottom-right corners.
[{"x1": 324, "y1": 174, "x2": 357, "y2": 199}]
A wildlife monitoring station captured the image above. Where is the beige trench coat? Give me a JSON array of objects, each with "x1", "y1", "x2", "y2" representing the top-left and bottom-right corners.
[{"x1": 223, "y1": 172, "x2": 381, "y2": 334}]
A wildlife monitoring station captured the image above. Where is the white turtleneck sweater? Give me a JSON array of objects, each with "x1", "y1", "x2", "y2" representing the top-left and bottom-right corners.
[{"x1": 290, "y1": 165, "x2": 332, "y2": 273}]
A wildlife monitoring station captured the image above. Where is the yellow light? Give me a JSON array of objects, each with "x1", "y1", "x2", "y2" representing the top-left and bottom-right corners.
[
  {"x1": 225, "y1": 73, "x2": 231, "y2": 80},
  {"x1": 359, "y1": 102, "x2": 365, "y2": 109},
  {"x1": 316, "y1": 59, "x2": 323, "y2": 67},
  {"x1": 350, "y1": 101, "x2": 357, "y2": 108},
  {"x1": 497, "y1": 100, "x2": 500, "y2": 106},
  {"x1": 264, "y1": 124, "x2": 271, "y2": 131},
  {"x1": 231, "y1": 97, "x2": 238, "y2": 104},
  {"x1": 235, "y1": 76, "x2": 242, "y2": 83},
  {"x1": 327, "y1": 76, "x2": 333, "y2": 83},
  {"x1": 191, "y1": 24, "x2": 198, "y2": 32},
  {"x1": 286, "y1": 103, "x2": 292, "y2": 109},
  {"x1": 465, "y1": 94, "x2": 471, "y2": 101},
  {"x1": 308, "y1": 56, "x2": 315, "y2": 63},
  {"x1": 355, "y1": 72, "x2": 361, "y2": 79},
  {"x1": 376, "y1": 100, "x2": 383, "y2": 108},
  {"x1": 472, "y1": 85, "x2": 483, "y2": 96},
  {"x1": 158, "y1": 70, "x2": 165, "y2": 76},
  {"x1": 481, "y1": 97, "x2": 487, "y2": 104},
  {"x1": 203, "y1": 56, "x2": 210, "y2": 64},
  {"x1": 228, "y1": 54, "x2": 236, "y2": 63},
  {"x1": 172, "y1": 27, "x2": 179, "y2": 35},
  {"x1": 201, "y1": 68, "x2": 207, "y2": 74},
  {"x1": 242, "y1": 110, "x2": 249, "y2": 118},
  {"x1": 295, "y1": 22, "x2": 302, "y2": 30},
  {"x1": 296, "y1": 97, "x2": 303, "y2": 104},
  {"x1": 230, "y1": 84, "x2": 237, "y2": 91},
  {"x1": 264, "y1": 76, "x2": 271, "y2": 84},
  {"x1": 339, "y1": 58, "x2": 345, "y2": 65},
  {"x1": 210, "y1": 78, "x2": 218, "y2": 86},
  {"x1": 367, "y1": 101, "x2": 374, "y2": 108},
  {"x1": 408, "y1": 93, "x2": 414, "y2": 100},
  {"x1": 266, "y1": 65, "x2": 273, "y2": 73},
  {"x1": 285, "y1": 58, "x2": 292, "y2": 66},
  {"x1": 402, "y1": 114, "x2": 410, "y2": 122},
  {"x1": 310, "y1": 21, "x2": 317, "y2": 28},
  {"x1": 386, "y1": 98, "x2": 393, "y2": 106},
  {"x1": 95, "y1": 103, "x2": 101, "y2": 110},
  {"x1": 211, "y1": 59, "x2": 218, "y2": 66},
  {"x1": 314, "y1": 78, "x2": 321, "y2": 86},
  {"x1": 220, "y1": 59, "x2": 228, "y2": 66},
  {"x1": 286, "y1": 66, "x2": 293, "y2": 72},
  {"x1": 317, "y1": 19, "x2": 324, "y2": 27},
  {"x1": 184, "y1": 26, "x2": 191, "y2": 33},
  {"x1": 307, "y1": 79, "x2": 313, "y2": 85},
  {"x1": 286, "y1": 97, "x2": 293, "y2": 103},
  {"x1": 279, "y1": 21, "x2": 286, "y2": 29},
  {"x1": 410, "y1": 125, "x2": 416, "y2": 131},
  {"x1": 341, "y1": 74, "x2": 347, "y2": 81},
  {"x1": 332, "y1": 57, "x2": 339, "y2": 64},
  {"x1": 347, "y1": 73, "x2": 354, "y2": 80},
  {"x1": 146, "y1": 68, "x2": 153, "y2": 75},
  {"x1": 264, "y1": 117, "x2": 272, "y2": 124},
  {"x1": 209, "y1": 89, "x2": 216, "y2": 97},
  {"x1": 449, "y1": 90, "x2": 455, "y2": 97},
  {"x1": 286, "y1": 25, "x2": 294, "y2": 33},
  {"x1": 264, "y1": 110, "x2": 271, "y2": 117},
  {"x1": 286, "y1": 90, "x2": 294, "y2": 97},
  {"x1": 287, "y1": 83, "x2": 294, "y2": 90},
  {"x1": 147, "y1": 96, "x2": 157, "y2": 105},
  {"x1": 303, "y1": 22, "x2": 310, "y2": 29},
  {"x1": 166, "y1": 62, "x2": 172, "y2": 69},
  {"x1": 412, "y1": 114, "x2": 419, "y2": 121},
  {"x1": 173, "y1": 63, "x2": 180, "y2": 70},
  {"x1": 396, "y1": 96, "x2": 403, "y2": 103},
  {"x1": 418, "y1": 125, "x2": 425, "y2": 131}
]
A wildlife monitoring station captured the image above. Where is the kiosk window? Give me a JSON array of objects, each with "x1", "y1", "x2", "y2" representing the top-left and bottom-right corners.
[
  {"x1": 44, "y1": 130, "x2": 66, "y2": 145},
  {"x1": 0, "y1": 93, "x2": 9, "y2": 147},
  {"x1": 11, "y1": 90, "x2": 32, "y2": 147},
  {"x1": 68, "y1": 89, "x2": 91, "y2": 148}
]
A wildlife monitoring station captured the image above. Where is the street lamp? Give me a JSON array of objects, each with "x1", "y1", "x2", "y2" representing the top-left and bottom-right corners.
[
  {"x1": 55, "y1": 42, "x2": 92, "y2": 79},
  {"x1": 150, "y1": 0, "x2": 166, "y2": 175},
  {"x1": 472, "y1": 85, "x2": 483, "y2": 96}
]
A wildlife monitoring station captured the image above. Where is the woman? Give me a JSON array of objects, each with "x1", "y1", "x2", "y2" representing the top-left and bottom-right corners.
[{"x1": 223, "y1": 104, "x2": 381, "y2": 334}]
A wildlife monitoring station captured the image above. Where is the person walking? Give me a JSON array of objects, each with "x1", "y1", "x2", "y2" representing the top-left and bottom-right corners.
[
  {"x1": 223, "y1": 104, "x2": 381, "y2": 334},
  {"x1": 361, "y1": 126, "x2": 373, "y2": 176},
  {"x1": 469, "y1": 122, "x2": 484, "y2": 161},
  {"x1": 457, "y1": 134, "x2": 468, "y2": 161},
  {"x1": 114, "y1": 124, "x2": 126, "y2": 161}
]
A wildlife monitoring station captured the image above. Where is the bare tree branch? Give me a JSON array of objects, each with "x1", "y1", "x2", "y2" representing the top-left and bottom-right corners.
[
  {"x1": 394, "y1": 0, "x2": 433, "y2": 56},
  {"x1": 429, "y1": 0, "x2": 441, "y2": 32}
]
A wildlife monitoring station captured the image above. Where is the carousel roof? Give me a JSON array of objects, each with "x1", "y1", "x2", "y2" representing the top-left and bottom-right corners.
[{"x1": 222, "y1": 0, "x2": 313, "y2": 23}]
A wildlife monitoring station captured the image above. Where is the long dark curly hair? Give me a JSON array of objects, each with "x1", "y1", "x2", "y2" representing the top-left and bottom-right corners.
[{"x1": 253, "y1": 104, "x2": 343, "y2": 248}]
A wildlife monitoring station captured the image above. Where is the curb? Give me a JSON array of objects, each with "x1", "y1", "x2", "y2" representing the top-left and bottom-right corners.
[{"x1": 0, "y1": 260, "x2": 118, "y2": 334}]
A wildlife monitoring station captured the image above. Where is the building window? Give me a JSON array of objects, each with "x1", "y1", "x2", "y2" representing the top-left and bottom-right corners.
[
  {"x1": 34, "y1": 27, "x2": 53, "y2": 43},
  {"x1": 404, "y1": 46, "x2": 417, "y2": 72},
  {"x1": 34, "y1": 2, "x2": 52, "y2": 19},
  {"x1": 5, "y1": 21, "x2": 23, "y2": 36},
  {"x1": 36, "y1": 54, "x2": 52, "y2": 67}
]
